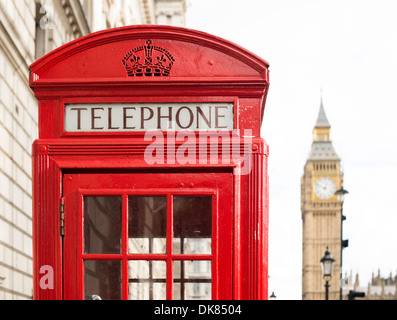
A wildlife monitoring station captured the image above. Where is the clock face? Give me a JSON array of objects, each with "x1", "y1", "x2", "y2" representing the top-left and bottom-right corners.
[{"x1": 314, "y1": 177, "x2": 336, "y2": 199}]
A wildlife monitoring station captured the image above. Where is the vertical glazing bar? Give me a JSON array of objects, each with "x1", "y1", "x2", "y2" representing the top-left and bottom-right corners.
[
  {"x1": 122, "y1": 194, "x2": 129, "y2": 300},
  {"x1": 166, "y1": 194, "x2": 173, "y2": 300},
  {"x1": 249, "y1": 153, "x2": 254, "y2": 299},
  {"x1": 180, "y1": 261, "x2": 185, "y2": 300},
  {"x1": 233, "y1": 171, "x2": 241, "y2": 299},
  {"x1": 212, "y1": 193, "x2": 217, "y2": 300},
  {"x1": 79, "y1": 194, "x2": 85, "y2": 300}
]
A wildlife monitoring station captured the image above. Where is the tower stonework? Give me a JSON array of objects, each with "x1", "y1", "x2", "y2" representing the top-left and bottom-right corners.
[{"x1": 301, "y1": 99, "x2": 344, "y2": 300}]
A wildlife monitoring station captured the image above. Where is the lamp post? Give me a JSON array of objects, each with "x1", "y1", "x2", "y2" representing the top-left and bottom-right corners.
[
  {"x1": 320, "y1": 247, "x2": 335, "y2": 300},
  {"x1": 335, "y1": 186, "x2": 349, "y2": 299}
]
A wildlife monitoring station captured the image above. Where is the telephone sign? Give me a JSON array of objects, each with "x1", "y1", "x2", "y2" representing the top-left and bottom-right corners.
[{"x1": 64, "y1": 103, "x2": 234, "y2": 132}]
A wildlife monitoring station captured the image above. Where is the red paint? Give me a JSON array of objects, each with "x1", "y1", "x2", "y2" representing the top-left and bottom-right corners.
[
  {"x1": 30, "y1": 25, "x2": 270, "y2": 300},
  {"x1": 63, "y1": 173, "x2": 233, "y2": 300}
]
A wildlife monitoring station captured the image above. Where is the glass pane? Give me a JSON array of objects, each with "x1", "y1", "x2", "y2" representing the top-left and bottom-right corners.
[
  {"x1": 128, "y1": 260, "x2": 167, "y2": 300},
  {"x1": 128, "y1": 197, "x2": 167, "y2": 254},
  {"x1": 84, "y1": 260, "x2": 121, "y2": 300},
  {"x1": 173, "y1": 261, "x2": 212, "y2": 300},
  {"x1": 173, "y1": 197, "x2": 212, "y2": 254},
  {"x1": 84, "y1": 197, "x2": 122, "y2": 254},
  {"x1": 184, "y1": 283, "x2": 211, "y2": 300}
]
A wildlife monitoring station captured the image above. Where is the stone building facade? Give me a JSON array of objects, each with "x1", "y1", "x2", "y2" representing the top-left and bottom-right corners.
[
  {"x1": 342, "y1": 270, "x2": 397, "y2": 300},
  {"x1": 0, "y1": 0, "x2": 185, "y2": 300}
]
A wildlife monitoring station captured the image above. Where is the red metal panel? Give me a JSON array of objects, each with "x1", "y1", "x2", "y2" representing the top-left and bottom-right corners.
[
  {"x1": 166, "y1": 193, "x2": 173, "y2": 300},
  {"x1": 62, "y1": 172, "x2": 233, "y2": 300},
  {"x1": 32, "y1": 136, "x2": 268, "y2": 299},
  {"x1": 30, "y1": 25, "x2": 270, "y2": 300},
  {"x1": 37, "y1": 100, "x2": 62, "y2": 139},
  {"x1": 30, "y1": 26, "x2": 269, "y2": 82},
  {"x1": 32, "y1": 150, "x2": 63, "y2": 299},
  {"x1": 29, "y1": 26, "x2": 269, "y2": 139}
]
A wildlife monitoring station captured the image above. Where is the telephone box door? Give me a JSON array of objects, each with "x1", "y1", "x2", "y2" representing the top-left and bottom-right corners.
[{"x1": 63, "y1": 172, "x2": 233, "y2": 300}]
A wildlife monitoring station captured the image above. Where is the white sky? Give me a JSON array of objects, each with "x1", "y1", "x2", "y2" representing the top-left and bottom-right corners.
[{"x1": 186, "y1": 0, "x2": 397, "y2": 299}]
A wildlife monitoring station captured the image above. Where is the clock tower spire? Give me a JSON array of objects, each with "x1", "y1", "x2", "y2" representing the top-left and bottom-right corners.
[
  {"x1": 301, "y1": 98, "x2": 344, "y2": 300},
  {"x1": 313, "y1": 97, "x2": 331, "y2": 141}
]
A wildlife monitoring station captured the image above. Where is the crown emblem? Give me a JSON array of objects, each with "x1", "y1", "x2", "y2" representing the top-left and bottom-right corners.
[{"x1": 122, "y1": 40, "x2": 175, "y2": 77}]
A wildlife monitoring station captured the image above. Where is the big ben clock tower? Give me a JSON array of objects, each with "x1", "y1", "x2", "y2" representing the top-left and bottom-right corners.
[{"x1": 301, "y1": 98, "x2": 344, "y2": 300}]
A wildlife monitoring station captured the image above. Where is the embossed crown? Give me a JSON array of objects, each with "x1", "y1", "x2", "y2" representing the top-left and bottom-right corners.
[{"x1": 122, "y1": 40, "x2": 175, "y2": 77}]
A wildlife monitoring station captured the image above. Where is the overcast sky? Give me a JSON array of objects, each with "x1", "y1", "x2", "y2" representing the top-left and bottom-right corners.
[{"x1": 186, "y1": 0, "x2": 397, "y2": 299}]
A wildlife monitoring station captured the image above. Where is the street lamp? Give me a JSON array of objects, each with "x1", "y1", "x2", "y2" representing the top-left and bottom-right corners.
[
  {"x1": 335, "y1": 186, "x2": 348, "y2": 205},
  {"x1": 335, "y1": 186, "x2": 349, "y2": 299},
  {"x1": 320, "y1": 247, "x2": 335, "y2": 300}
]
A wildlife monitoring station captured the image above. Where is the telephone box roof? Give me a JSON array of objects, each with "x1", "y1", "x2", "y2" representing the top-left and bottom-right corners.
[{"x1": 30, "y1": 25, "x2": 269, "y2": 84}]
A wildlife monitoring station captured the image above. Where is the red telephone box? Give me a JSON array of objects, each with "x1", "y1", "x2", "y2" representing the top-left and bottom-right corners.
[{"x1": 30, "y1": 25, "x2": 270, "y2": 300}]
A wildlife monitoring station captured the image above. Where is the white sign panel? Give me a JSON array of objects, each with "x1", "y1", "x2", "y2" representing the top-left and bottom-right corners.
[{"x1": 64, "y1": 103, "x2": 234, "y2": 132}]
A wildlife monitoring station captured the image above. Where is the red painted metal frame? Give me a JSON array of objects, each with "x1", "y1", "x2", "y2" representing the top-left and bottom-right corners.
[
  {"x1": 30, "y1": 25, "x2": 270, "y2": 300},
  {"x1": 63, "y1": 173, "x2": 232, "y2": 300},
  {"x1": 32, "y1": 139, "x2": 268, "y2": 300}
]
